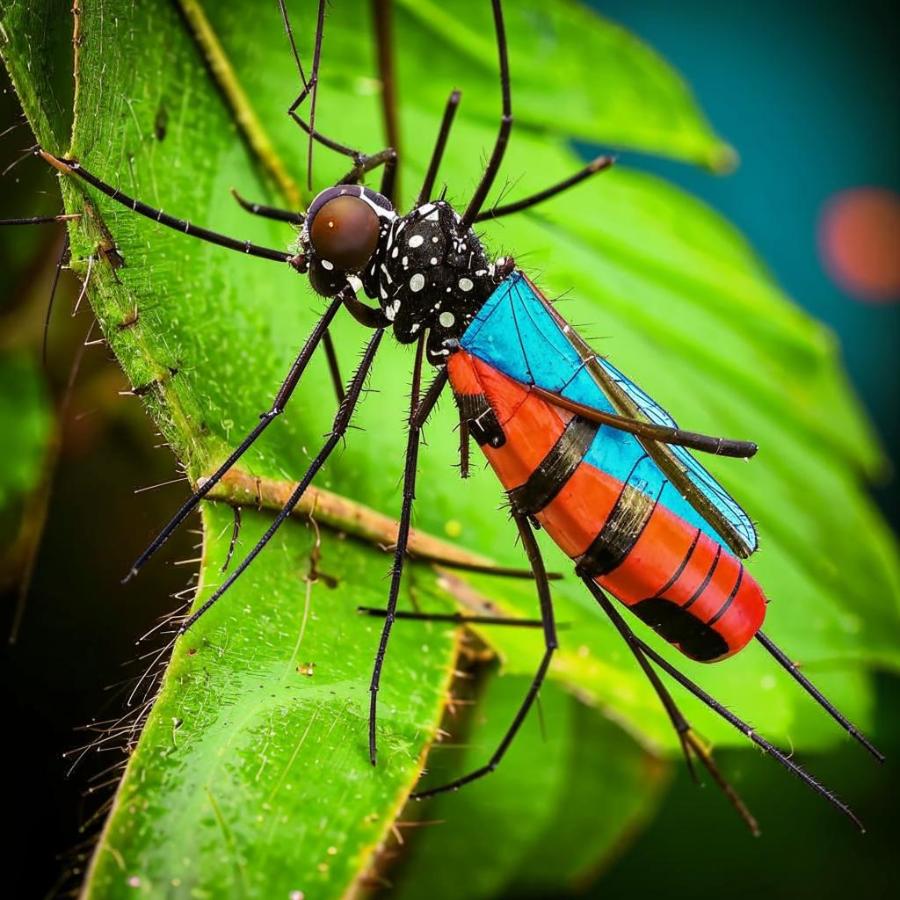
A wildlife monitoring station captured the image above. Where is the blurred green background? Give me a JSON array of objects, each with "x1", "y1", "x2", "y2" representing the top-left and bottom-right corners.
[{"x1": 1, "y1": 0, "x2": 897, "y2": 897}]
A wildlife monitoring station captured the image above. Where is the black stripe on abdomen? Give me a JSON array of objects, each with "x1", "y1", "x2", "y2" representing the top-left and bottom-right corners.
[
  {"x1": 507, "y1": 416, "x2": 598, "y2": 516},
  {"x1": 576, "y1": 455, "x2": 660, "y2": 577}
]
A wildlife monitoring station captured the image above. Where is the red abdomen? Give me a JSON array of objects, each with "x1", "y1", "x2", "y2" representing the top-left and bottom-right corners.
[{"x1": 448, "y1": 350, "x2": 766, "y2": 662}]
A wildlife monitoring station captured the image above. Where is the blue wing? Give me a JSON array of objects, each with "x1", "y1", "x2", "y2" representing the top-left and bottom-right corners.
[
  {"x1": 461, "y1": 272, "x2": 758, "y2": 558},
  {"x1": 593, "y1": 356, "x2": 758, "y2": 556}
]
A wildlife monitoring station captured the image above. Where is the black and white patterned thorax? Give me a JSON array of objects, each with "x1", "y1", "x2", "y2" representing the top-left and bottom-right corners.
[{"x1": 362, "y1": 200, "x2": 502, "y2": 364}]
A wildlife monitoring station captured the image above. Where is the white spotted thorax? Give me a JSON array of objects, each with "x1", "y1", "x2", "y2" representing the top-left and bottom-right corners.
[
  {"x1": 301, "y1": 185, "x2": 509, "y2": 365},
  {"x1": 362, "y1": 198, "x2": 503, "y2": 364}
]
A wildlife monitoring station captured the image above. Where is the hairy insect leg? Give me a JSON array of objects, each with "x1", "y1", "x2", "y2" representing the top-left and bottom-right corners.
[
  {"x1": 369, "y1": 341, "x2": 449, "y2": 764},
  {"x1": 123, "y1": 291, "x2": 347, "y2": 581},
  {"x1": 474, "y1": 155, "x2": 615, "y2": 222},
  {"x1": 582, "y1": 577, "x2": 865, "y2": 831},
  {"x1": 584, "y1": 579, "x2": 758, "y2": 834},
  {"x1": 176, "y1": 328, "x2": 385, "y2": 633},
  {"x1": 411, "y1": 514, "x2": 558, "y2": 799},
  {"x1": 755, "y1": 631, "x2": 884, "y2": 761},
  {"x1": 418, "y1": 90, "x2": 462, "y2": 206},
  {"x1": 459, "y1": 0, "x2": 512, "y2": 231}
]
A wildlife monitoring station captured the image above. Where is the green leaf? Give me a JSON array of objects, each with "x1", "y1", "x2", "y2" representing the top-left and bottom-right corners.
[
  {"x1": 2, "y1": 0, "x2": 897, "y2": 895},
  {"x1": 390, "y1": 672, "x2": 669, "y2": 899},
  {"x1": 84, "y1": 505, "x2": 458, "y2": 898}
]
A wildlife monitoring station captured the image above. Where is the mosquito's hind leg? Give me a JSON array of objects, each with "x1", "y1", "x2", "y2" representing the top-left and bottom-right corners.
[
  {"x1": 411, "y1": 514, "x2": 558, "y2": 799},
  {"x1": 584, "y1": 580, "x2": 759, "y2": 834},
  {"x1": 582, "y1": 577, "x2": 865, "y2": 832}
]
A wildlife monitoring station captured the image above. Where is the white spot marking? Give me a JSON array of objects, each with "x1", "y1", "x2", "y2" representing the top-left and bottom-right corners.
[
  {"x1": 410, "y1": 273, "x2": 425, "y2": 292},
  {"x1": 459, "y1": 277, "x2": 474, "y2": 292},
  {"x1": 408, "y1": 235, "x2": 424, "y2": 249},
  {"x1": 321, "y1": 259, "x2": 334, "y2": 271},
  {"x1": 439, "y1": 311, "x2": 455, "y2": 328}
]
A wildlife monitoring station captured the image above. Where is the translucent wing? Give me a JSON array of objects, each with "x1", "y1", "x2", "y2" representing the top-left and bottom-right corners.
[
  {"x1": 592, "y1": 356, "x2": 758, "y2": 556},
  {"x1": 524, "y1": 277, "x2": 759, "y2": 558}
]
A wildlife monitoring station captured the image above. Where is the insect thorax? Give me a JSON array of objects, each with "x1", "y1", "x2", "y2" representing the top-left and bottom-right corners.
[{"x1": 362, "y1": 200, "x2": 502, "y2": 364}]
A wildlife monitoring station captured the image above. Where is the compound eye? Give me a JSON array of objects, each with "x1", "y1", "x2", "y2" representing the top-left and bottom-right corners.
[{"x1": 309, "y1": 195, "x2": 380, "y2": 272}]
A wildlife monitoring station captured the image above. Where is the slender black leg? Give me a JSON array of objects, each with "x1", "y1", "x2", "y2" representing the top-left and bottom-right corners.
[
  {"x1": 372, "y1": 0, "x2": 401, "y2": 201},
  {"x1": 474, "y1": 155, "x2": 615, "y2": 222},
  {"x1": 123, "y1": 291, "x2": 347, "y2": 581},
  {"x1": 417, "y1": 90, "x2": 462, "y2": 206},
  {"x1": 459, "y1": 0, "x2": 512, "y2": 231},
  {"x1": 178, "y1": 327, "x2": 385, "y2": 634},
  {"x1": 532, "y1": 387, "x2": 758, "y2": 458},
  {"x1": 585, "y1": 579, "x2": 758, "y2": 833},
  {"x1": 358, "y1": 607, "x2": 547, "y2": 629},
  {"x1": 583, "y1": 577, "x2": 865, "y2": 831},
  {"x1": 39, "y1": 151, "x2": 303, "y2": 267},
  {"x1": 368, "y1": 340, "x2": 448, "y2": 764},
  {"x1": 0, "y1": 213, "x2": 79, "y2": 226},
  {"x1": 42, "y1": 231, "x2": 70, "y2": 366},
  {"x1": 411, "y1": 514, "x2": 558, "y2": 799},
  {"x1": 230, "y1": 188, "x2": 304, "y2": 225},
  {"x1": 755, "y1": 631, "x2": 884, "y2": 761},
  {"x1": 279, "y1": 0, "x2": 399, "y2": 202},
  {"x1": 338, "y1": 147, "x2": 398, "y2": 203},
  {"x1": 228, "y1": 190, "x2": 344, "y2": 405}
]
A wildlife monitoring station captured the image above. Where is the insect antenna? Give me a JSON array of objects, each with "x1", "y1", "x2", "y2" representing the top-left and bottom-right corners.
[{"x1": 755, "y1": 630, "x2": 884, "y2": 762}]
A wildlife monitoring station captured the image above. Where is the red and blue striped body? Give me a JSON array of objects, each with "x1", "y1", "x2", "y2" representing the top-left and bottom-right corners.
[{"x1": 448, "y1": 271, "x2": 765, "y2": 662}]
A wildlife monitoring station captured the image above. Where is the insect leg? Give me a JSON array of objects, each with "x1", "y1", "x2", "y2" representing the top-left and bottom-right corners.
[
  {"x1": 279, "y1": 0, "x2": 399, "y2": 202},
  {"x1": 369, "y1": 341, "x2": 449, "y2": 764},
  {"x1": 474, "y1": 155, "x2": 615, "y2": 222},
  {"x1": 459, "y1": 0, "x2": 513, "y2": 231},
  {"x1": 39, "y1": 151, "x2": 302, "y2": 267},
  {"x1": 532, "y1": 386, "x2": 758, "y2": 459},
  {"x1": 583, "y1": 577, "x2": 865, "y2": 831},
  {"x1": 359, "y1": 608, "x2": 546, "y2": 628},
  {"x1": 123, "y1": 291, "x2": 347, "y2": 582},
  {"x1": 411, "y1": 514, "x2": 558, "y2": 799},
  {"x1": 229, "y1": 188, "x2": 304, "y2": 225},
  {"x1": 0, "y1": 213, "x2": 80, "y2": 226},
  {"x1": 585, "y1": 579, "x2": 759, "y2": 834},
  {"x1": 177, "y1": 328, "x2": 385, "y2": 634},
  {"x1": 755, "y1": 631, "x2": 884, "y2": 761},
  {"x1": 417, "y1": 90, "x2": 462, "y2": 206}
]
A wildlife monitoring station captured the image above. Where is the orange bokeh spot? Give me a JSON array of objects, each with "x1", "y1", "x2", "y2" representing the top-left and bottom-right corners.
[{"x1": 819, "y1": 187, "x2": 900, "y2": 303}]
